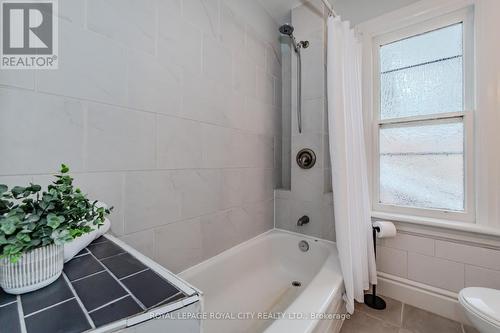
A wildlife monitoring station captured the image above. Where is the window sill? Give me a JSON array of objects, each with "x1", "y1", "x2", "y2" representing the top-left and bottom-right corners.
[{"x1": 371, "y1": 211, "x2": 500, "y2": 238}]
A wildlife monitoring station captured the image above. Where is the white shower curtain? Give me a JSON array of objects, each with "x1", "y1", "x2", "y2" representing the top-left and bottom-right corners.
[{"x1": 326, "y1": 16, "x2": 377, "y2": 314}]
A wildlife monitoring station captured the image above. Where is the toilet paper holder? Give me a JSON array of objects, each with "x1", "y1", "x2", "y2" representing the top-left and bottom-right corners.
[{"x1": 364, "y1": 224, "x2": 387, "y2": 310}]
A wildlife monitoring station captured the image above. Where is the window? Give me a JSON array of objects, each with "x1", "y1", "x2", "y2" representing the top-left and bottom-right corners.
[{"x1": 373, "y1": 9, "x2": 474, "y2": 221}]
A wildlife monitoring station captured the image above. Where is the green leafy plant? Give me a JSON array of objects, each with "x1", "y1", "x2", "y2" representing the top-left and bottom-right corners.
[{"x1": 0, "y1": 164, "x2": 112, "y2": 263}]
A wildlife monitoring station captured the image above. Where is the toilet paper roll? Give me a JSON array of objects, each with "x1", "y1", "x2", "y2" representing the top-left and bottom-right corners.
[{"x1": 372, "y1": 221, "x2": 397, "y2": 239}]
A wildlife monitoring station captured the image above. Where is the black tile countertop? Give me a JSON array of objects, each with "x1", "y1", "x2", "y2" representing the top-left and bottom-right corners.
[{"x1": 0, "y1": 235, "x2": 200, "y2": 333}]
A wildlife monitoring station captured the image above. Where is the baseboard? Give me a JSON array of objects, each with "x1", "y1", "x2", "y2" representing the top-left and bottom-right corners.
[{"x1": 376, "y1": 272, "x2": 472, "y2": 325}]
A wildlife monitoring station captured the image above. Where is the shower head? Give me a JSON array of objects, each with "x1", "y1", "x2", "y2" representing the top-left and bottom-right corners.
[{"x1": 279, "y1": 24, "x2": 294, "y2": 36}]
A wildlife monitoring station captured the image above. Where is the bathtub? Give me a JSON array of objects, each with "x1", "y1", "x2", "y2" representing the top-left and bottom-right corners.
[{"x1": 180, "y1": 229, "x2": 345, "y2": 333}]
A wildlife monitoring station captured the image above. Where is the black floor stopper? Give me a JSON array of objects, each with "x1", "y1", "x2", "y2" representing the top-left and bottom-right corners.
[{"x1": 364, "y1": 226, "x2": 386, "y2": 310}]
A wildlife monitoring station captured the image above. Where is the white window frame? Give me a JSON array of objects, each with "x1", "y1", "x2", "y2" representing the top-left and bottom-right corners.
[{"x1": 371, "y1": 8, "x2": 475, "y2": 223}]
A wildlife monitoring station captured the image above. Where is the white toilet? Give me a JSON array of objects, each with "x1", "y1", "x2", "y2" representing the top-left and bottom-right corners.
[{"x1": 459, "y1": 287, "x2": 500, "y2": 333}]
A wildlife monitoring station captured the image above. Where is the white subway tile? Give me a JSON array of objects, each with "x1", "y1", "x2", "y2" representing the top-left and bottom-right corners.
[
  {"x1": 377, "y1": 246, "x2": 408, "y2": 278},
  {"x1": 408, "y1": 253, "x2": 464, "y2": 292},
  {"x1": 436, "y1": 240, "x2": 500, "y2": 271},
  {"x1": 0, "y1": 89, "x2": 84, "y2": 175},
  {"x1": 86, "y1": 103, "x2": 156, "y2": 171},
  {"x1": 465, "y1": 265, "x2": 500, "y2": 289},
  {"x1": 381, "y1": 233, "x2": 435, "y2": 256}
]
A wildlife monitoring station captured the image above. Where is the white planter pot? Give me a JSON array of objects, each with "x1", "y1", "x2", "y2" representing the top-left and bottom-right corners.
[{"x1": 0, "y1": 244, "x2": 64, "y2": 295}]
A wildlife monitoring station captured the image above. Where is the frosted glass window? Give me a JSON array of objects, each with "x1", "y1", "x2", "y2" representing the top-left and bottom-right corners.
[
  {"x1": 379, "y1": 120, "x2": 464, "y2": 211},
  {"x1": 380, "y1": 24, "x2": 463, "y2": 120}
]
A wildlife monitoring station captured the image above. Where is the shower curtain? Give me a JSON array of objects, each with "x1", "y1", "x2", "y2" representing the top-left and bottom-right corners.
[{"x1": 326, "y1": 16, "x2": 377, "y2": 314}]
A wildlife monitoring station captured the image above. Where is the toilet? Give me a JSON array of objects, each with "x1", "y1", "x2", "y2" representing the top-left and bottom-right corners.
[{"x1": 459, "y1": 287, "x2": 500, "y2": 333}]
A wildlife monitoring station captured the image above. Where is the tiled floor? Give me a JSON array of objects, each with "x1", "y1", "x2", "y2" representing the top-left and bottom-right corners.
[{"x1": 340, "y1": 296, "x2": 479, "y2": 333}]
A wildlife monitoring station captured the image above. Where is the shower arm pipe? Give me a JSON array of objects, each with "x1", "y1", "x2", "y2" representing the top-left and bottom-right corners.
[
  {"x1": 297, "y1": 49, "x2": 302, "y2": 133},
  {"x1": 320, "y1": 0, "x2": 337, "y2": 17}
]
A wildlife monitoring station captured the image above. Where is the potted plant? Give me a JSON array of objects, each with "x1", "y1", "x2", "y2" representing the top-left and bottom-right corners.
[{"x1": 0, "y1": 164, "x2": 111, "y2": 294}]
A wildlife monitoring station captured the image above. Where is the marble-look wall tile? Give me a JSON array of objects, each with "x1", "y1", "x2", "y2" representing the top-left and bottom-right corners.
[
  {"x1": 119, "y1": 229, "x2": 156, "y2": 260},
  {"x1": 1, "y1": 0, "x2": 280, "y2": 275},
  {"x1": 171, "y1": 169, "x2": 223, "y2": 219},
  {"x1": 87, "y1": 0, "x2": 157, "y2": 54},
  {"x1": 86, "y1": 103, "x2": 156, "y2": 171},
  {"x1": 0, "y1": 89, "x2": 85, "y2": 175},
  {"x1": 155, "y1": 218, "x2": 203, "y2": 273},
  {"x1": 73, "y1": 172, "x2": 125, "y2": 236},
  {"x1": 37, "y1": 22, "x2": 128, "y2": 106},
  {"x1": 124, "y1": 171, "x2": 182, "y2": 234},
  {"x1": 126, "y1": 51, "x2": 182, "y2": 115},
  {"x1": 157, "y1": 116, "x2": 203, "y2": 169},
  {"x1": 221, "y1": 3, "x2": 245, "y2": 51},
  {"x1": 183, "y1": 0, "x2": 220, "y2": 39},
  {"x1": 203, "y1": 35, "x2": 232, "y2": 86}
]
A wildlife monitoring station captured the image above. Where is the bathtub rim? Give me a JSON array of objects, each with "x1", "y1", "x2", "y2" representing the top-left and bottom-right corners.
[
  {"x1": 179, "y1": 228, "x2": 337, "y2": 282},
  {"x1": 179, "y1": 228, "x2": 344, "y2": 333}
]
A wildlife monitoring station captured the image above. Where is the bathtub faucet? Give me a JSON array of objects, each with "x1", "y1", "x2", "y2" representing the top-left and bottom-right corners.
[{"x1": 297, "y1": 215, "x2": 310, "y2": 226}]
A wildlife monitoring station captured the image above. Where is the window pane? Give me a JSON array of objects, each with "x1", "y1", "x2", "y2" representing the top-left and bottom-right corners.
[
  {"x1": 381, "y1": 57, "x2": 463, "y2": 119},
  {"x1": 379, "y1": 119, "x2": 464, "y2": 211},
  {"x1": 380, "y1": 24, "x2": 463, "y2": 72},
  {"x1": 380, "y1": 24, "x2": 464, "y2": 120}
]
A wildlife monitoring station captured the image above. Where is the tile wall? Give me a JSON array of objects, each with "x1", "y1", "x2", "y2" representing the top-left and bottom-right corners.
[
  {"x1": 275, "y1": 0, "x2": 335, "y2": 241},
  {"x1": 0, "y1": 0, "x2": 282, "y2": 273}
]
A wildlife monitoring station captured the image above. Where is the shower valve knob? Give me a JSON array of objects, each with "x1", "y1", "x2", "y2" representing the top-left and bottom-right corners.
[{"x1": 296, "y1": 149, "x2": 316, "y2": 169}]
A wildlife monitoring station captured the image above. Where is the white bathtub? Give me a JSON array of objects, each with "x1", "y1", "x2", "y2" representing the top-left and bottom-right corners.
[{"x1": 180, "y1": 229, "x2": 345, "y2": 333}]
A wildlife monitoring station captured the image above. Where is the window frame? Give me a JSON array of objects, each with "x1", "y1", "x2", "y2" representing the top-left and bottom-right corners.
[{"x1": 371, "y1": 8, "x2": 475, "y2": 223}]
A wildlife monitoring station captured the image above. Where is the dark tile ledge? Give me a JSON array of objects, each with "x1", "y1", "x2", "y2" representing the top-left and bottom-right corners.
[{"x1": 0, "y1": 235, "x2": 200, "y2": 333}]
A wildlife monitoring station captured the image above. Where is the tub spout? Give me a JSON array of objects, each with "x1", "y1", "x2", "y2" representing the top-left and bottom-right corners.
[{"x1": 297, "y1": 215, "x2": 310, "y2": 226}]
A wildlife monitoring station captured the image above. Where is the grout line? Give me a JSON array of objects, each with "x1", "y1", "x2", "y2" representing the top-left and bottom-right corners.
[
  {"x1": 400, "y1": 302, "x2": 405, "y2": 327},
  {"x1": 24, "y1": 297, "x2": 75, "y2": 318},
  {"x1": 0, "y1": 300, "x2": 17, "y2": 308},
  {"x1": 16, "y1": 296, "x2": 27, "y2": 333},
  {"x1": 3, "y1": 166, "x2": 277, "y2": 177},
  {"x1": 87, "y1": 294, "x2": 130, "y2": 314},
  {"x1": 62, "y1": 273, "x2": 96, "y2": 329},
  {"x1": 70, "y1": 269, "x2": 106, "y2": 283},
  {"x1": 118, "y1": 268, "x2": 150, "y2": 281},
  {"x1": 93, "y1": 250, "x2": 126, "y2": 261},
  {"x1": 86, "y1": 250, "x2": 147, "y2": 311},
  {"x1": 73, "y1": 250, "x2": 90, "y2": 259}
]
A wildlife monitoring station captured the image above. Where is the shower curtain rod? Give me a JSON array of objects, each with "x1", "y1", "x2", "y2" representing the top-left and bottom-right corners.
[{"x1": 320, "y1": 0, "x2": 337, "y2": 17}]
